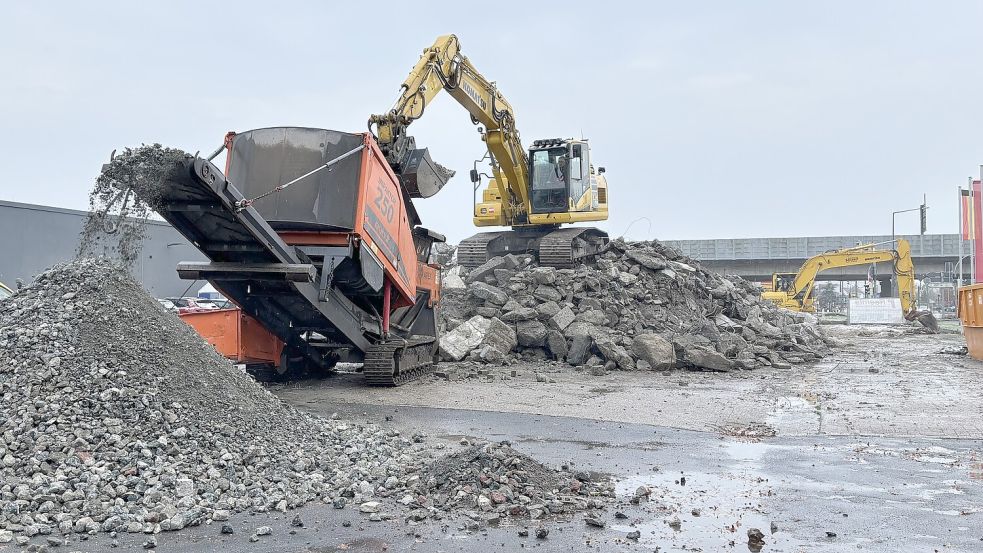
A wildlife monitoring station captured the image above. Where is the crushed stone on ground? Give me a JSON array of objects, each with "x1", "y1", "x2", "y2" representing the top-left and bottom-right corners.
[
  {"x1": 422, "y1": 442, "x2": 613, "y2": 523},
  {"x1": 0, "y1": 259, "x2": 610, "y2": 540},
  {"x1": 0, "y1": 259, "x2": 430, "y2": 537}
]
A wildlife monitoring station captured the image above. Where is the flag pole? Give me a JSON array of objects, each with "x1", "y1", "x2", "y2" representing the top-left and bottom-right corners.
[
  {"x1": 958, "y1": 185, "x2": 964, "y2": 288},
  {"x1": 971, "y1": 176, "x2": 977, "y2": 284}
]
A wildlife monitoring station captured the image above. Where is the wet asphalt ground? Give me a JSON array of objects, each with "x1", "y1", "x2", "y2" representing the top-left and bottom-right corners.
[
  {"x1": 28, "y1": 403, "x2": 983, "y2": 552},
  {"x1": 10, "y1": 328, "x2": 983, "y2": 552}
]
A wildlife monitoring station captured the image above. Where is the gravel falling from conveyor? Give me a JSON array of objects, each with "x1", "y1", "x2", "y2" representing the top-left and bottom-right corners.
[{"x1": 77, "y1": 144, "x2": 187, "y2": 266}]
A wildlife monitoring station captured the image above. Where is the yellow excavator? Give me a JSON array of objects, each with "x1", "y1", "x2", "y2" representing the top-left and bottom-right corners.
[
  {"x1": 761, "y1": 239, "x2": 939, "y2": 331},
  {"x1": 369, "y1": 34, "x2": 609, "y2": 268}
]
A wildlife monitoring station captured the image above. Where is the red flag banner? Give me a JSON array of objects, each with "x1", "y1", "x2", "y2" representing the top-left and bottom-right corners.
[
  {"x1": 963, "y1": 187, "x2": 976, "y2": 240},
  {"x1": 975, "y1": 180, "x2": 983, "y2": 282}
]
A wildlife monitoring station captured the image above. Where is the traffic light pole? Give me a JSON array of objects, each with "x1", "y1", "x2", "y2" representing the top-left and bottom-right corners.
[
  {"x1": 891, "y1": 206, "x2": 921, "y2": 245},
  {"x1": 891, "y1": 198, "x2": 927, "y2": 298}
]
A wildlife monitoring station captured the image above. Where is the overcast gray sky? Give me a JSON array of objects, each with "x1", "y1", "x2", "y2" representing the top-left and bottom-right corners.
[{"x1": 2, "y1": 1, "x2": 981, "y2": 243}]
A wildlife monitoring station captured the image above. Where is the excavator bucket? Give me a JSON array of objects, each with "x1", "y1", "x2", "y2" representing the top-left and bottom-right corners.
[
  {"x1": 398, "y1": 147, "x2": 454, "y2": 198},
  {"x1": 912, "y1": 311, "x2": 940, "y2": 333}
]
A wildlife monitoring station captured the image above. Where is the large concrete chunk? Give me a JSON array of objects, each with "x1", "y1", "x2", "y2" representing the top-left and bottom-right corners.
[
  {"x1": 535, "y1": 301, "x2": 561, "y2": 320},
  {"x1": 469, "y1": 281, "x2": 509, "y2": 306},
  {"x1": 626, "y1": 250, "x2": 667, "y2": 271},
  {"x1": 594, "y1": 334, "x2": 636, "y2": 370},
  {"x1": 631, "y1": 334, "x2": 675, "y2": 370},
  {"x1": 533, "y1": 285, "x2": 563, "y2": 303},
  {"x1": 563, "y1": 321, "x2": 597, "y2": 339},
  {"x1": 545, "y1": 329, "x2": 568, "y2": 360},
  {"x1": 493, "y1": 268, "x2": 515, "y2": 286},
  {"x1": 676, "y1": 342, "x2": 733, "y2": 372},
  {"x1": 531, "y1": 266, "x2": 557, "y2": 284},
  {"x1": 438, "y1": 316, "x2": 492, "y2": 361},
  {"x1": 516, "y1": 320, "x2": 548, "y2": 347},
  {"x1": 717, "y1": 332, "x2": 749, "y2": 357},
  {"x1": 441, "y1": 265, "x2": 466, "y2": 291},
  {"x1": 567, "y1": 334, "x2": 593, "y2": 365},
  {"x1": 548, "y1": 305, "x2": 575, "y2": 331},
  {"x1": 481, "y1": 317, "x2": 518, "y2": 355},
  {"x1": 466, "y1": 256, "x2": 507, "y2": 284},
  {"x1": 576, "y1": 310, "x2": 607, "y2": 325},
  {"x1": 500, "y1": 307, "x2": 538, "y2": 322},
  {"x1": 502, "y1": 253, "x2": 523, "y2": 269}
]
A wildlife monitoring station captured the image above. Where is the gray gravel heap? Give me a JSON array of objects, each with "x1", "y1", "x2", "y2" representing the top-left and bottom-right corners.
[
  {"x1": 439, "y1": 238, "x2": 832, "y2": 372},
  {"x1": 422, "y1": 442, "x2": 612, "y2": 522},
  {"x1": 0, "y1": 258, "x2": 430, "y2": 538}
]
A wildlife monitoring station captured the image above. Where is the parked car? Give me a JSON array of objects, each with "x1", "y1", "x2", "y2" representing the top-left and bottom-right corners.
[
  {"x1": 166, "y1": 297, "x2": 212, "y2": 314},
  {"x1": 157, "y1": 298, "x2": 177, "y2": 311},
  {"x1": 193, "y1": 299, "x2": 222, "y2": 310},
  {"x1": 0, "y1": 281, "x2": 12, "y2": 301},
  {"x1": 210, "y1": 299, "x2": 234, "y2": 310}
]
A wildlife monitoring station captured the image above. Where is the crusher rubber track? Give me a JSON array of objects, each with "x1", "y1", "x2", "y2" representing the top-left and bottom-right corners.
[
  {"x1": 459, "y1": 228, "x2": 609, "y2": 269},
  {"x1": 363, "y1": 336, "x2": 438, "y2": 386}
]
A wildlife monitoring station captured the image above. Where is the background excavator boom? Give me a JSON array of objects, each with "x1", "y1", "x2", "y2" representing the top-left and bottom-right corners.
[{"x1": 762, "y1": 239, "x2": 938, "y2": 331}]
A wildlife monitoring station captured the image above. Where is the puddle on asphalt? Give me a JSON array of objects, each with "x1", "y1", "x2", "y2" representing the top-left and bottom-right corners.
[
  {"x1": 612, "y1": 440, "x2": 810, "y2": 552},
  {"x1": 850, "y1": 443, "x2": 961, "y2": 466},
  {"x1": 766, "y1": 396, "x2": 818, "y2": 435}
]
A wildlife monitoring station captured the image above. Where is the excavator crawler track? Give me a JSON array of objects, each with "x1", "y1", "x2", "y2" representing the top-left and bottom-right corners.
[
  {"x1": 460, "y1": 228, "x2": 609, "y2": 268},
  {"x1": 363, "y1": 336, "x2": 437, "y2": 386},
  {"x1": 538, "y1": 228, "x2": 610, "y2": 268},
  {"x1": 457, "y1": 232, "x2": 502, "y2": 267}
]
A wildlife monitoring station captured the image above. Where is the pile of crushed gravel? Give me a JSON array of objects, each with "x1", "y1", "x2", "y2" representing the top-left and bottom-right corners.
[
  {"x1": 0, "y1": 259, "x2": 614, "y2": 543},
  {"x1": 439, "y1": 237, "x2": 833, "y2": 372},
  {"x1": 0, "y1": 259, "x2": 431, "y2": 540},
  {"x1": 422, "y1": 442, "x2": 612, "y2": 522}
]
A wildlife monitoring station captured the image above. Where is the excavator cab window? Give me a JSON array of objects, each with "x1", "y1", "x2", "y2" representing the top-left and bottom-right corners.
[
  {"x1": 530, "y1": 148, "x2": 569, "y2": 213},
  {"x1": 568, "y1": 144, "x2": 592, "y2": 210},
  {"x1": 775, "y1": 273, "x2": 796, "y2": 292}
]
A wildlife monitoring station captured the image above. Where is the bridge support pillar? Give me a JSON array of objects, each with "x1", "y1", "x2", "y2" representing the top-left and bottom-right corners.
[{"x1": 878, "y1": 276, "x2": 894, "y2": 298}]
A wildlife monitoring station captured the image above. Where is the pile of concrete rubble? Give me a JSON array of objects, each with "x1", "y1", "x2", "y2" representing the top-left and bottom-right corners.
[
  {"x1": 423, "y1": 442, "x2": 612, "y2": 525},
  {"x1": 438, "y1": 238, "x2": 832, "y2": 372}
]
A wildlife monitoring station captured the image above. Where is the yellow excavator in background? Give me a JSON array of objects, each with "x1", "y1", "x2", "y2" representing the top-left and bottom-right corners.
[
  {"x1": 369, "y1": 34, "x2": 609, "y2": 268},
  {"x1": 761, "y1": 239, "x2": 939, "y2": 331}
]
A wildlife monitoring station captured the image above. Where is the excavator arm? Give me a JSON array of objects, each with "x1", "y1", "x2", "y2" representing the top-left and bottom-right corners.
[
  {"x1": 368, "y1": 34, "x2": 529, "y2": 222},
  {"x1": 785, "y1": 247, "x2": 897, "y2": 306},
  {"x1": 772, "y1": 239, "x2": 937, "y2": 331}
]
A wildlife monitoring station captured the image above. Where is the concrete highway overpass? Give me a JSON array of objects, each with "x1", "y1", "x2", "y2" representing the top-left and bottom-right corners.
[{"x1": 663, "y1": 234, "x2": 966, "y2": 290}]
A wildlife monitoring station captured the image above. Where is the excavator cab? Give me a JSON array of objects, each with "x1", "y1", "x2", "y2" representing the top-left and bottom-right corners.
[
  {"x1": 773, "y1": 272, "x2": 797, "y2": 293},
  {"x1": 529, "y1": 138, "x2": 595, "y2": 215}
]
